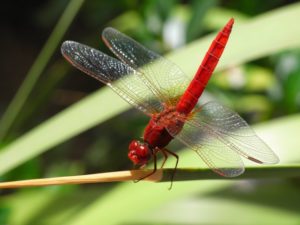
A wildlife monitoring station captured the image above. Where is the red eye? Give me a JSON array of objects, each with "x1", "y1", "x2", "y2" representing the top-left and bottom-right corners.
[
  {"x1": 129, "y1": 140, "x2": 139, "y2": 150},
  {"x1": 128, "y1": 140, "x2": 151, "y2": 165}
]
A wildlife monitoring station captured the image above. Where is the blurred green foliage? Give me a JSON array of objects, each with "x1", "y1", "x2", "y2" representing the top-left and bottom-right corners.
[{"x1": 0, "y1": 0, "x2": 300, "y2": 224}]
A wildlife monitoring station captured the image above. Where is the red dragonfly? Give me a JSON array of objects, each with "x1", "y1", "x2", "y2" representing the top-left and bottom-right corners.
[{"x1": 61, "y1": 19, "x2": 279, "y2": 181}]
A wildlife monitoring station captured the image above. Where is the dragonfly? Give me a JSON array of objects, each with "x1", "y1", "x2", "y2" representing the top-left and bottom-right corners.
[{"x1": 61, "y1": 18, "x2": 279, "y2": 183}]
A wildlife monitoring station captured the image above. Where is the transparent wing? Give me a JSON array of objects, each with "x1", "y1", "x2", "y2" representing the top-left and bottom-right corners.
[
  {"x1": 102, "y1": 27, "x2": 190, "y2": 107},
  {"x1": 167, "y1": 101, "x2": 279, "y2": 177},
  {"x1": 61, "y1": 41, "x2": 163, "y2": 115},
  {"x1": 167, "y1": 111, "x2": 245, "y2": 177},
  {"x1": 193, "y1": 102, "x2": 279, "y2": 164}
]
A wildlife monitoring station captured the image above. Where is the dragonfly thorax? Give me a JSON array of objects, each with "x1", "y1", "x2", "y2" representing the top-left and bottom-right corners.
[{"x1": 154, "y1": 107, "x2": 185, "y2": 127}]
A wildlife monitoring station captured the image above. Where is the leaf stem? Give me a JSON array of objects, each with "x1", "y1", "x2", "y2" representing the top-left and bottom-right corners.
[{"x1": 161, "y1": 165, "x2": 300, "y2": 181}]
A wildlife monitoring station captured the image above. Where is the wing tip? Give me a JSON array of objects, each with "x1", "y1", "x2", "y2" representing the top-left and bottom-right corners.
[
  {"x1": 102, "y1": 27, "x2": 118, "y2": 38},
  {"x1": 61, "y1": 40, "x2": 77, "y2": 57},
  {"x1": 214, "y1": 167, "x2": 245, "y2": 178},
  {"x1": 247, "y1": 155, "x2": 280, "y2": 165},
  {"x1": 102, "y1": 27, "x2": 119, "y2": 49}
]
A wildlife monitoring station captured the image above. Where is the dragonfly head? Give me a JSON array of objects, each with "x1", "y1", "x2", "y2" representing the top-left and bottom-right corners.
[{"x1": 128, "y1": 140, "x2": 152, "y2": 166}]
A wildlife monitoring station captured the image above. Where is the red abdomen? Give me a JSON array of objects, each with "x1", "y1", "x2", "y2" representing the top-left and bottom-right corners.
[{"x1": 176, "y1": 19, "x2": 234, "y2": 115}]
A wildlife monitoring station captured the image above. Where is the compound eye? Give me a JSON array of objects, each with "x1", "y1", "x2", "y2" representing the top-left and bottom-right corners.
[
  {"x1": 129, "y1": 140, "x2": 140, "y2": 150},
  {"x1": 128, "y1": 140, "x2": 151, "y2": 165}
]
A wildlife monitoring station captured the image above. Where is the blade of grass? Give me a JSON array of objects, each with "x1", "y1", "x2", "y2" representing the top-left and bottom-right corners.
[
  {"x1": 0, "y1": 0, "x2": 85, "y2": 141},
  {"x1": 170, "y1": 2, "x2": 300, "y2": 73},
  {"x1": 1, "y1": 186, "x2": 108, "y2": 225},
  {"x1": 137, "y1": 193, "x2": 300, "y2": 224},
  {"x1": 0, "y1": 88, "x2": 128, "y2": 175},
  {"x1": 186, "y1": 0, "x2": 218, "y2": 42},
  {"x1": 0, "y1": 2, "x2": 300, "y2": 176},
  {"x1": 161, "y1": 165, "x2": 300, "y2": 181}
]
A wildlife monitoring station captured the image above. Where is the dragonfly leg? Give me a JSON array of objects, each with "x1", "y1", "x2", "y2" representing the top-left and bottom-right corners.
[
  {"x1": 135, "y1": 150, "x2": 157, "y2": 182},
  {"x1": 159, "y1": 148, "x2": 169, "y2": 168},
  {"x1": 132, "y1": 164, "x2": 142, "y2": 183},
  {"x1": 161, "y1": 148, "x2": 179, "y2": 190}
]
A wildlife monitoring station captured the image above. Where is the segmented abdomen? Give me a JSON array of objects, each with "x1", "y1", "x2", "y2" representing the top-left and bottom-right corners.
[{"x1": 176, "y1": 18, "x2": 234, "y2": 115}]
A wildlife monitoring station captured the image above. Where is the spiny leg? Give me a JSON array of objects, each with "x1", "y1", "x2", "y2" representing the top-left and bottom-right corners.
[{"x1": 161, "y1": 148, "x2": 179, "y2": 190}]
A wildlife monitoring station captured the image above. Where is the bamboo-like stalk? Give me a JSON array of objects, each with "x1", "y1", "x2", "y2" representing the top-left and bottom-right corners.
[
  {"x1": 0, "y1": 165, "x2": 300, "y2": 189},
  {"x1": 0, "y1": 170, "x2": 163, "y2": 189}
]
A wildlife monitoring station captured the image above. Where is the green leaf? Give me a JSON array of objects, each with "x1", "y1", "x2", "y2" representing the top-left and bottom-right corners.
[
  {"x1": 186, "y1": 0, "x2": 218, "y2": 42},
  {"x1": 0, "y1": 88, "x2": 128, "y2": 175},
  {"x1": 0, "y1": 0, "x2": 85, "y2": 140},
  {"x1": 134, "y1": 182, "x2": 300, "y2": 224}
]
